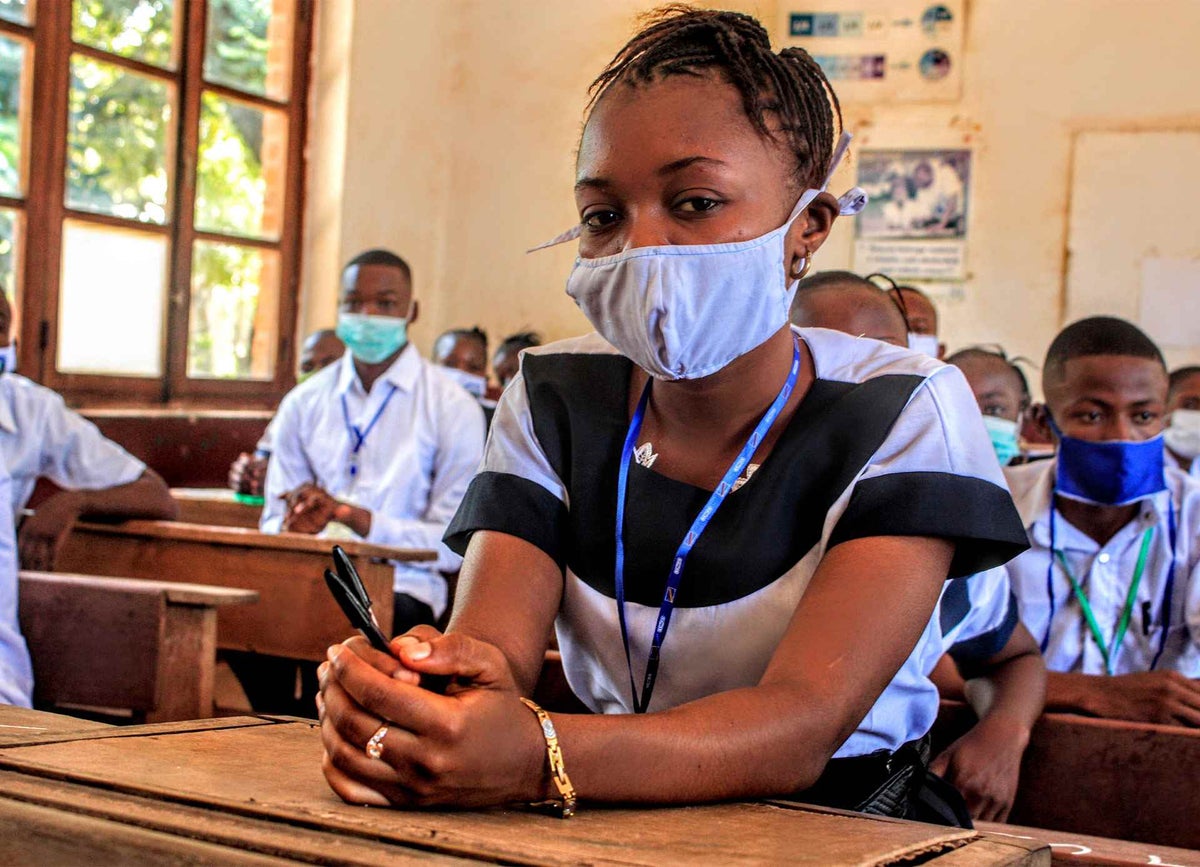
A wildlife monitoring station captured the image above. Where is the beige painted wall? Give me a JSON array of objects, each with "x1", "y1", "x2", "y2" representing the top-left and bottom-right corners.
[{"x1": 302, "y1": 0, "x2": 1200, "y2": 374}]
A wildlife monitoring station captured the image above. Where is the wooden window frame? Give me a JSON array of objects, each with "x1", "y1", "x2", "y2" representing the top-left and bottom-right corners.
[{"x1": 12, "y1": 0, "x2": 312, "y2": 409}]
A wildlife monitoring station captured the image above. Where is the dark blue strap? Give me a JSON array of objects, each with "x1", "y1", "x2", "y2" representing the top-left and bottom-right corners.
[
  {"x1": 1151, "y1": 497, "x2": 1177, "y2": 670},
  {"x1": 615, "y1": 335, "x2": 801, "y2": 713},
  {"x1": 1047, "y1": 490, "x2": 1179, "y2": 670},
  {"x1": 341, "y1": 384, "x2": 400, "y2": 475}
]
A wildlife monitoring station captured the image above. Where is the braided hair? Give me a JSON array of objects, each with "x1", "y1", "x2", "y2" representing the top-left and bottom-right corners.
[{"x1": 589, "y1": 5, "x2": 842, "y2": 189}]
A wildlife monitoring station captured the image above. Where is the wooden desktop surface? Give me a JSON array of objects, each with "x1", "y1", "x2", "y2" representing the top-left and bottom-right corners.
[{"x1": 0, "y1": 709, "x2": 1046, "y2": 866}]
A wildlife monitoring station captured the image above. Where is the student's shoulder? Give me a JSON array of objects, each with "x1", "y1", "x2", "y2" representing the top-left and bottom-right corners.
[
  {"x1": 798, "y1": 326, "x2": 944, "y2": 386},
  {"x1": 1167, "y1": 465, "x2": 1200, "y2": 521},
  {"x1": 0, "y1": 374, "x2": 71, "y2": 417},
  {"x1": 517, "y1": 332, "x2": 627, "y2": 388}
]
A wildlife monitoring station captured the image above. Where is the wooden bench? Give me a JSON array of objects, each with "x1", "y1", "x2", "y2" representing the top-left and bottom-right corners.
[
  {"x1": 18, "y1": 571, "x2": 256, "y2": 723},
  {"x1": 935, "y1": 701, "x2": 1200, "y2": 850},
  {"x1": 170, "y1": 488, "x2": 262, "y2": 529},
  {"x1": 53, "y1": 520, "x2": 436, "y2": 661}
]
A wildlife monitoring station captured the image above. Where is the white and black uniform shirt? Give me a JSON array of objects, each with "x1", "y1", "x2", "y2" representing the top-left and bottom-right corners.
[{"x1": 446, "y1": 328, "x2": 1027, "y2": 757}]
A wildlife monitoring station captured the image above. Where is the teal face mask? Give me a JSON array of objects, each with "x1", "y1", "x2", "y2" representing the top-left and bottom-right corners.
[
  {"x1": 982, "y1": 415, "x2": 1021, "y2": 466},
  {"x1": 336, "y1": 312, "x2": 408, "y2": 364}
]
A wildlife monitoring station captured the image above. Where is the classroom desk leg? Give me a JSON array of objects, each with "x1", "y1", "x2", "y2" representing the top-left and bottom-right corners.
[{"x1": 147, "y1": 606, "x2": 217, "y2": 724}]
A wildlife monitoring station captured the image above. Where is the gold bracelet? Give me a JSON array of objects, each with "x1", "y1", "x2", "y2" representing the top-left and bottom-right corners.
[{"x1": 519, "y1": 697, "x2": 577, "y2": 818}]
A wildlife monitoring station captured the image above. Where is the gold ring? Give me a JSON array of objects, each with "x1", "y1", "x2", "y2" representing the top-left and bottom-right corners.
[{"x1": 365, "y1": 724, "x2": 389, "y2": 760}]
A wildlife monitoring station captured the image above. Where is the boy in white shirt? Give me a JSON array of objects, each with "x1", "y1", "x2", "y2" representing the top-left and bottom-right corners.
[
  {"x1": 0, "y1": 293, "x2": 177, "y2": 570},
  {"x1": 262, "y1": 250, "x2": 485, "y2": 629},
  {"x1": 1006, "y1": 317, "x2": 1200, "y2": 726},
  {"x1": 1164, "y1": 365, "x2": 1200, "y2": 478}
]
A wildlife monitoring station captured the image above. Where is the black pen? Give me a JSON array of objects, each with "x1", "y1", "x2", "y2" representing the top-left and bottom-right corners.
[{"x1": 1142, "y1": 600, "x2": 1152, "y2": 636}]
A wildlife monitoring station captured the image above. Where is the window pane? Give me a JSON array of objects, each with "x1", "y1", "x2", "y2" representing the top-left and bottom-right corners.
[
  {"x1": 0, "y1": 0, "x2": 31, "y2": 26},
  {"x1": 0, "y1": 207, "x2": 22, "y2": 340},
  {"x1": 72, "y1": 0, "x2": 177, "y2": 69},
  {"x1": 0, "y1": 35, "x2": 28, "y2": 198},
  {"x1": 188, "y1": 241, "x2": 279, "y2": 380},
  {"x1": 204, "y1": 0, "x2": 293, "y2": 100},
  {"x1": 66, "y1": 54, "x2": 174, "y2": 224},
  {"x1": 194, "y1": 92, "x2": 285, "y2": 239},
  {"x1": 58, "y1": 220, "x2": 166, "y2": 376}
]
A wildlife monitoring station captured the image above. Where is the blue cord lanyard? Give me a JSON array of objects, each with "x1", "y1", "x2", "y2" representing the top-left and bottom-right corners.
[
  {"x1": 340, "y1": 384, "x2": 399, "y2": 479},
  {"x1": 1043, "y1": 494, "x2": 1177, "y2": 671},
  {"x1": 614, "y1": 334, "x2": 801, "y2": 714}
]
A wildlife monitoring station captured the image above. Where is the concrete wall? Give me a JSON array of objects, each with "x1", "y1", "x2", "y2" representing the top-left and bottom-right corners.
[{"x1": 302, "y1": 0, "x2": 1200, "y2": 371}]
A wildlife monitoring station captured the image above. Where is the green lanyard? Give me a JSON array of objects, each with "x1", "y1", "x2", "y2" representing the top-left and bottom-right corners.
[{"x1": 1053, "y1": 527, "x2": 1155, "y2": 676}]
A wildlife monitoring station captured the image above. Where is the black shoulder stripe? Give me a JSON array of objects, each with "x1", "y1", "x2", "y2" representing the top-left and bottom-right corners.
[
  {"x1": 949, "y1": 593, "x2": 1019, "y2": 673},
  {"x1": 829, "y1": 472, "x2": 1030, "y2": 578},
  {"x1": 444, "y1": 471, "x2": 570, "y2": 568},
  {"x1": 939, "y1": 577, "x2": 971, "y2": 635}
]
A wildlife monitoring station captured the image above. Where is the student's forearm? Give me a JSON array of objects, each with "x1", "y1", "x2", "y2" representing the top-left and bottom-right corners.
[
  {"x1": 1043, "y1": 672, "x2": 1105, "y2": 716},
  {"x1": 548, "y1": 683, "x2": 846, "y2": 804},
  {"x1": 71, "y1": 471, "x2": 178, "y2": 521},
  {"x1": 968, "y1": 650, "x2": 1044, "y2": 738}
]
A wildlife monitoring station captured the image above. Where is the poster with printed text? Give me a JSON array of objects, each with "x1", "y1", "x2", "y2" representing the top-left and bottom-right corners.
[
  {"x1": 777, "y1": 1, "x2": 964, "y2": 103},
  {"x1": 853, "y1": 148, "x2": 970, "y2": 281}
]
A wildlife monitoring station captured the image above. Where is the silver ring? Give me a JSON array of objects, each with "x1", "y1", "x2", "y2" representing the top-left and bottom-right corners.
[{"x1": 365, "y1": 724, "x2": 389, "y2": 760}]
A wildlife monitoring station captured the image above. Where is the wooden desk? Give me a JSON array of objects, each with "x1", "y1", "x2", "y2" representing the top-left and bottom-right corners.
[
  {"x1": 54, "y1": 520, "x2": 436, "y2": 661},
  {"x1": 0, "y1": 711, "x2": 1045, "y2": 866},
  {"x1": 19, "y1": 571, "x2": 257, "y2": 722},
  {"x1": 935, "y1": 702, "x2": 1200, "y2": 851},
  {"x1": 0, "y1": 704, "x2": 110, "y2": 746},
  {"x1": 979, "y1": 822, "x2": 1200, "y2": 867},
  {"x1": 171, "y1": 488, "x2": 262, "y2": 529}
]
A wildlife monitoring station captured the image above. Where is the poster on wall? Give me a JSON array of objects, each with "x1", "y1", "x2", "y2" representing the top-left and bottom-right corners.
[
  {"x1": 776, "y1": 1, "x2": 964, "y2": 103},
  {"x1": 853, "y1": 148, "x2": 970, "y2": 281}
]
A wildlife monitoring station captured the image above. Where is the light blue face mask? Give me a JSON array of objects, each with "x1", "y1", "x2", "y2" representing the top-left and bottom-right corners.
[
  {"x1": 982, "y1": 415, "x2": 1021, "y2": 466},
  {"x1": 336, "y1": 312, "x2": 408, "y2": 365}
]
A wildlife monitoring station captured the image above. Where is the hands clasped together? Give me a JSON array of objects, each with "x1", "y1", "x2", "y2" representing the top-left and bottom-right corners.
[{"x1": 317, "y1": 626, "x2": 547, "y2": 809}]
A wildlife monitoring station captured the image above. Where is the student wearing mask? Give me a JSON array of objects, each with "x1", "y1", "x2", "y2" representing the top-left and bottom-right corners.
[
  {"x1": 789, "y1": 270, "x2": 908, "y2": 347},
  {"x1": 433, "y1": 327, "x2": 500, "y2": 424},
  {"x1": 791, "y1": 273, "x2": 1044, "y2": 821},
  {"x1": 1005, "y1": 317, "x2": 1200, "y2": 726},
  {"x1": 888, "y1": 283, "x2": 944, "y2": 359},
  {"x1": 947, "y1": 348, "x2": 1031, "y2": 468},
  {"x1": 316, "y1": 9, "x2": 1027, "y2": 824},
  {"x1": 229, "y1": 329, "x2": 345, "y2": 501},
  {"x1": 492, "y1": 331, "x2": 541, "y2": 389},
  {"x1": 262, "y1": 249, "x2": 485, "y2": 631},
  {"x1": 0, "y1": 291, "x2": 177, "y2": 570},
  {"x1": 1164, "y1": 366, "x2": 1200, "y2": 477},
  {"x1": 0, "y1": 463, "x2": 31, "y2": 708}
]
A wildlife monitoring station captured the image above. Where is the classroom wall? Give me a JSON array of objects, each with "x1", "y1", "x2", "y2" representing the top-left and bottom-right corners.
[{"x1": 301, "y1": 0, "x2": 1200, "y2": 370}]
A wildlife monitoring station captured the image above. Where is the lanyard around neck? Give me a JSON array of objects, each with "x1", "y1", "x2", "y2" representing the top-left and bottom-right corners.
[
  {"x1": 340, "y1": 384, "x2": 399, "y2": 478},
  {"x1": 613, "y1": 334, "x2": 801, "y2": 714},
  {"x1": 1043, "y1": 495, "x2": 1177, "y2": 673},
  {"x1": 1052, "y1": 525, "x2": 1153, "y2": 676}
]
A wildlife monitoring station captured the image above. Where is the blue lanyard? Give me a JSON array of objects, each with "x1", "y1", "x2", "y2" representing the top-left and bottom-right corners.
[
  {"x1": 614, "y1": 334, "x2": 801, "y2": 713},
  {"x1": 1043, "y1": 494, "x2": 1177, "y2": 670},
  {"x1": 340, "y1": 384, "x2": 399, "y2": 478}
]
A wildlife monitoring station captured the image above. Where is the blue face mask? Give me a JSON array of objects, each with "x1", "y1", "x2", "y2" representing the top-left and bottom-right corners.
[
  {"x1": 982, "y1": 415, "x2": 1021, "y2": 466},
  {"x1": 336, "y1": 312, "x2": 408, "y2": 365},
  {"x1": 1055, "y1": 429, "x2": 1166, "y2": 506}
]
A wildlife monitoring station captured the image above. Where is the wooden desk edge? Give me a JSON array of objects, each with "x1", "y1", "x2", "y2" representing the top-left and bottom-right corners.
[
  {"x1": 20, "y1": 571, "x2": 259, "y2": 608},
  {"x1": 73, "y1": 520, "x2": 438, "y2": 563}
]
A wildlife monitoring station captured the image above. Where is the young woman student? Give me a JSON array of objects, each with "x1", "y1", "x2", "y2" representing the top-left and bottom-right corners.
[{"x1": 317, "y1": 6, "x2": 1028, "y2": 824}]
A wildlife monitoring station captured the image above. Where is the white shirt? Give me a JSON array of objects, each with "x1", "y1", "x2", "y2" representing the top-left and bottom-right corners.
[
  {"x1": 0, "y1": 375, "x2": 146, "y2": 514},
  {"x1": 0, "y1": 465, "x2": 32, "y2": 707},
  {"x1": 1004, "y1": 460, "x2": 1200, "y2": 675},
  {"x1": 1166, "y1": 447, "x2": 1200, "y2": 479},
  {"x1": 262, "y1": 346, "x2": 485, "y2": 616}
]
